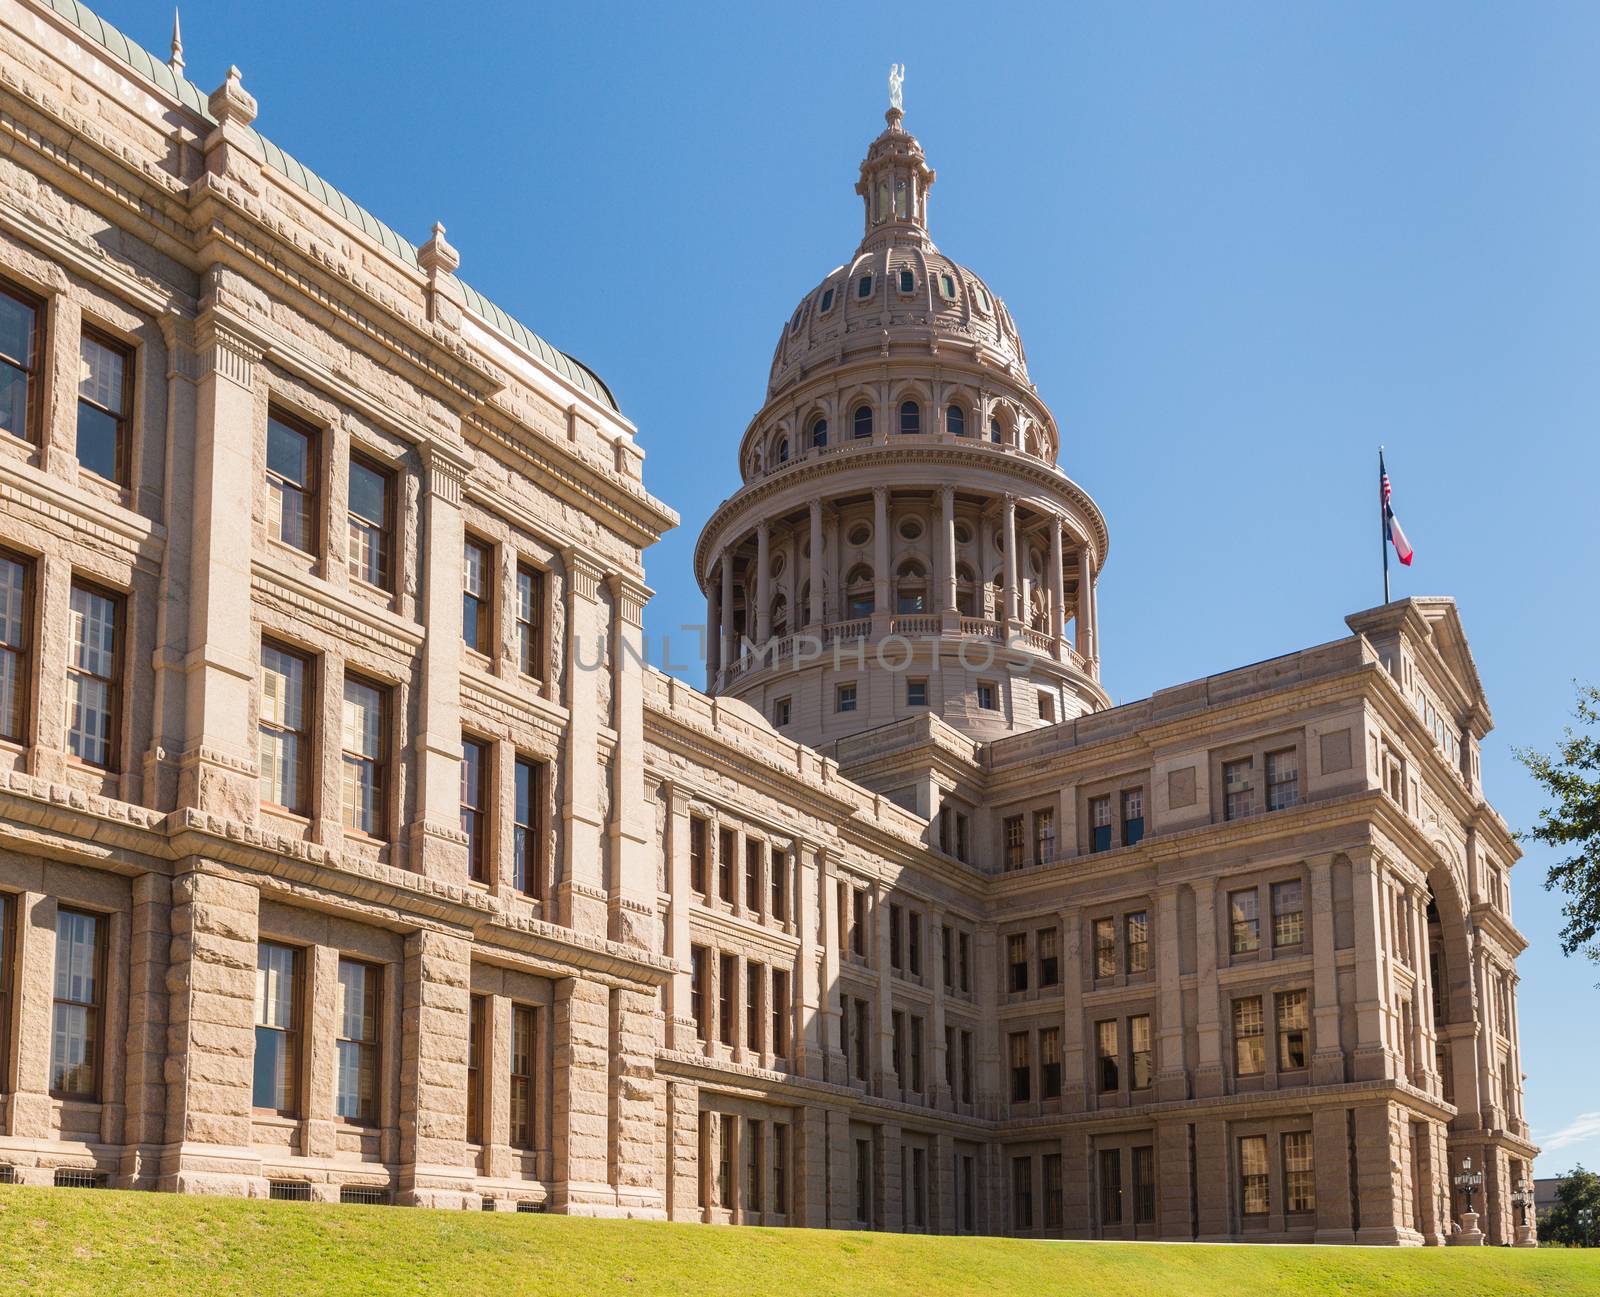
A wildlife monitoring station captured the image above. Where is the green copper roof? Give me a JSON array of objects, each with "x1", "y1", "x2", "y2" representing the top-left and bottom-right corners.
[{"x1": 36, "y1": 0, "x2": 621, "y2": 413}]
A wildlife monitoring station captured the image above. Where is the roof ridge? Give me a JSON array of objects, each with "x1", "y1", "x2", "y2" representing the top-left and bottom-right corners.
[{"x1": 33, "y1": 0, "x2": 620, "y2": 412}]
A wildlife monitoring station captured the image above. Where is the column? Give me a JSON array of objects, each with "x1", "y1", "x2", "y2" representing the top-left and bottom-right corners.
[
  {"x1": 929, "y1": 903, "x2": 949, "y2": 1107},
  {"x1": 797, "y1": 841, "x2": 825, "y2": 1078},
  {"x1": 560, "y1": 549, "x2": 608, "y2": 936},
  {"x1": 120, "y1": 873, "x2": 172, "y2": 1188},
  {"x1": 179, "y1": 315, "x2": 263, "y2": 818},
  {"x1": 720, "y1": 547, "x2": 737, "y2": 669},
  {"x1": 612, "y1": 987, "x2": 667, "y2": 1215},
  {"x1": 551, "y1": 977, "x2": 612, "y2": 1213},
  {"x1": 608, "y1": 576, "x2": 654, "y2": 948},
  {"x1": 1309, "y1": 856, "x2": 1346, "y2": 1085},
  {"x1": 705, "y1": 572, "x2": 719, "y2": 691},
  {"x1": 940, "y1": 485, "x2": 957, "y2": 622},
  {"x1": 819, "y1": 852, "x2": 844, "y2": 1085},
  {"x1": 397, "y1": 929, "x2": 473, "y2": 1208},
  {"x1": 1350, "y1": 849, "x2": 1397, "y2": 1082},
  {"x1": 411, "y1": 445, "x2": 471, "y2": 882},
  {"x1": 1312, "y1": 1107, "x2": 1356, "y2": 1243},
  {"x1": 1001, "y1": 494, "x2": 1019, "y2": 624},
  {"x1": 157, "y1": 870, "x2": 263, "y2": 1195},
  {"x1": 1087, "y1": 545, "x2": 1100, "y2": 671},
  {"x1": 1193, "y1": 884, "x2": 1224, "y2": 1097},
  {"x1": 755, "y1": 522, "x2": 771, "y2": 643},
  {"x1": 1059, "y1": 906, "x2": 1086, "y2": 1112},
  {"x1": 872, "y1": 486, "x2": 890, "y2": 625},
  {"x1": 663, "y1": 783, "x2": 696, "y2": 1050},
  {"x1": 808, "y1": 500, "x2": 824, "y2": 627},
  {"x1": 1049, "y1": 518, "x2": 1066, "y2": 654},
  {"x1": 1076, "y1": 546, "x2": 1094, "y2": 663},
  {"x1": 1153, "y1": 888, "x2": 1186, "y2": 1101}
]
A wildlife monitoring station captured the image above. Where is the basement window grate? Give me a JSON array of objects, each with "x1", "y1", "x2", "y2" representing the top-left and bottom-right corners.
[
  {"x1": 53, "y1": 1169, "x2": 105, "y2": 1189},
  {"x1": 515, "y1": 1200, "x2": 543, "y2": 1214},
  {"x1": 269, "y1": 1181, "x2": 313, "y2": 1202},
  {"x1": 481, "y1": 1197, "x2": 496, "y2": 1211},
  {"x1": 0, "y1": 1165, "x2": 17, "y2": 1184},
  {"x1": 339, "y1": 1186, "x2": 390, "y2": 1206}
]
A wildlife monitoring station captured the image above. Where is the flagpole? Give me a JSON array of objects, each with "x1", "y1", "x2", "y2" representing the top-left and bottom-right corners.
[{"x1": 1379, "y1": 446, "x2": 1390, "y2": 603}]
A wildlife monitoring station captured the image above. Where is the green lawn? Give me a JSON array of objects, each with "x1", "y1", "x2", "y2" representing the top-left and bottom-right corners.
[{"x1": 2, "y1": 1185, "x2": 1596, "y2": 1297}]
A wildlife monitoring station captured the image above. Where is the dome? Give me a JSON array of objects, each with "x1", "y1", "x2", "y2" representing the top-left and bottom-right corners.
[{"x1": 766, "y1": 109, "x2": 1030, "y2": 400}]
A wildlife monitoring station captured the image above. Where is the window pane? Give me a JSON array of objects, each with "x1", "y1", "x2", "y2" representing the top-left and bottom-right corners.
[
  {"x1": 342, "y1": 679, "x2": 383, "y2": 760},
  {"x1": 0, "y1": 288, "x2": 35, "y2": 370},
  {"x1": 78, "y1": 335, "x2": 125, "y2": 414},
  {"x1": 348, "y1": 459, "x2": 388, "y2": 525},
  {"x1": 67, "y1": 584, "x2": 118, "y2": 767},
  {"x1": 51, "y1": 910, "x2": 100, "y2": 1096},
  {"x1": 267, "y1": 417, "x2": 310, "y2": 484},
  {"x1": 0, "y1": 555, "x2": 27, "y2": 741}
]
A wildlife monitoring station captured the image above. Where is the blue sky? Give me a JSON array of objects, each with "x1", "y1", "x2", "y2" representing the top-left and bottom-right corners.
[{"x1": 104, "y1": 1, "x2": 1600, "y2": 1171}]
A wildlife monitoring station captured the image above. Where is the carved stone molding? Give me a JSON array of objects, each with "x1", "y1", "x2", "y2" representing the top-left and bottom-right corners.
[
  {"x1": 608, "y1": 574, "x2": 652, "y2": 627},
  {"x1": 564, "y1": 548, "x2": 606, "y2": 603},
  {"x1": 193, "y1": 320, "x2": 261, "y2": 388},
  {"x1": 422, "y1": 443, "x2": 470, "y2": 505}
]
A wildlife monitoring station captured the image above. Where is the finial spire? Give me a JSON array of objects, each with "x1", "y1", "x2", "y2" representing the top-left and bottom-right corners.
[{"x1": 169, "y1": 8, "x2": 184, "y2": 74}]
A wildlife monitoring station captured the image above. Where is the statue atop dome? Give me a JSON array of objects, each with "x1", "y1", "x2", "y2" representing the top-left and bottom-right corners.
[{"x1": 888, "y1": 63, "x2": 905, "y2": 112}]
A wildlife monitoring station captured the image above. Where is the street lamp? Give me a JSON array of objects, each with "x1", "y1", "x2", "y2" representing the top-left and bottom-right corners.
[
  {"x1": 1451, "y1": 1156, "x2": 1485, "y2": 1245},
  {"x1": 1511, "y1": 1177, "x2": 1536, "y2": 1247},
  {"x1": 1579, "y1": 1205, "x2": 1597, "y2": 1249}
]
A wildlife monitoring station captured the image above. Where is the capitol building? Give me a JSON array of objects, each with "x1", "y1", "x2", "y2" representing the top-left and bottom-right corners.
[{"x1": 0, "y1": 0, "x2": 1536, "y2": 1246}]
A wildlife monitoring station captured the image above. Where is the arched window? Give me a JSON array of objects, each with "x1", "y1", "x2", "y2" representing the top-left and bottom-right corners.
[
  {"x1": 895, "y1": 561, "x2": 927, "y2": 615},
  {"x1": 946, "y1": 404, "x2": 965, "y2": 437},
  {"x1": 955, "y1": 563, "x2": 978, "y2": 617},
  {"x1": 777, "y1": 438, "x2": 789, "y2": 464},
  {"x1": 899, "y1": 401, "x2": 921, "y2": 435},
  {"x1": 811, "y1": 418, "x2": 828, "y2": 449},
  {"x1": 853, "y1": 405, "x2": 873, "y2": 439},
  {"x1": 990, "y1": 416, "x2": 1003, "y2": 444},
  {"x1": 845, "y1": 564, "x2": 875, "y2": 618}
]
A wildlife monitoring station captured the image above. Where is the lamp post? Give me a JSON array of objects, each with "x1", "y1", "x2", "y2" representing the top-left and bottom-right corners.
[
  {"x1": 1511, "y1": 1177, "x2": 1537, "y2": 1247},
  {"x1": 1579, "y1": 1205, "x2": 1597, "y2": 1250},
  {"x1": 1450, "y1": 1156, "x2": 1485, "y2": 1246}
]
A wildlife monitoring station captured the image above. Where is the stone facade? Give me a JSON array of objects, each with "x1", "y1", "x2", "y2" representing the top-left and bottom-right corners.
[{"x1": 0, "y1": 0, "x2": 1535, "y2": 1246}]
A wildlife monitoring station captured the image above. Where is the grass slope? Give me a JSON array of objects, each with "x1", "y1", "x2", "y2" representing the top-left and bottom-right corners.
[{"x1": 2, "y1": 1185, "x2": 1597, "y2": 1297}]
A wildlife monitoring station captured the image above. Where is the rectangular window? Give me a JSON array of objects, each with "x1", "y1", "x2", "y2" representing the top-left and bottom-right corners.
[
  {"x1": 334, "y1": 959, "x2": 380, "y2": 1124},
  {"x1": 1093, "y1": 917, "x2": 1116, "y2": 979},
  {"x1": 1239, "y1": 1135, "x2": 1269, "y2": 1215},
  {"x1": 515, "y1": 564, "x2": 544, "y2": 679},
  {"x1": 1037, "y1": 690, "x2": 1055, "y2": 723},
  {"x1": 259, "y1": 640, "x2": 312, "y2": 813},
  {"x1": 1125, "y1": 910, "x2": 1150, "y2": 974},
  {"x1": 1037, "y1": 926, "x2": 1059, "y2": 987},
  {"x1": 774, "y1": 1123, "x2": 790, "y2": 1214},
  {"x1": 67, "y1": 581, "x2": 122, "y2": 770},
  {"x1": 907, "y1": 910, "x2": 921, "y2": 976},
  {"x1": 1129, "y1": 1014, "x2": 1152, "y2": 1091},
  {"x1": 1096, "y1": 1019, "x2": 1119, "y2": 1093},
  {"x1": 958, "y1": 931, "x2": 971, "y2": 993},
  {"x1": 717, "y1": 953, "x2": 737, "y2": 1047},
  {"x1": 1233, "y1": 996, "x2": 1265, "y2": 1077},
  {"x1": 1272, "y1": 879, "x2": 1304, "y2": 948},
  {"x1": 910, "y1": 1014, "x2": 924, "y2": 1091},
  {"x1": 1133, "y1": 1145, "x2": 1157, "y2": 1224},
  {"x1": 941, "y1": 924, "x2": 953, "y2": 991},
  {"x1": 746, "y1": 961, "x2": 762, "y2": 1054},
  {"x1": 1122, "y1": 788, "x2": 1144, "y2": 847},
  {"x1": 1043, "y1": 1152, "x2": 1063, "y2": 1230},
  {"x1": 906, "y1": 678, "x2": 927, "y2": 707},
  {"x1": 745, "y1": 840, "x2": 762, "y2": 915},
  {"x1": 888, "y1": 902, "x2": 904, "y2": 971},
  {"x1": 1012, "y1": 1156, "x2": 1034, "y2": 1229},
  {"x1": 1277, "y1": 989, "x2": 1309, "y2": 1071},
  {"x1": 513, "y1": 756, "x2": 543, "y2": 897},
  {"x1": 771, "y1": 968, "x2": 790, "y2": 1059},
  {"x1": 1224, "y1": 758, "x2": 1254, "y2": 820},
  {"x1": 1003, "y1": 815, "x2": 1024, "y2": 870},
  {"x1": 463, "y1": 537, "x2": 491, "y2": 654},
  {"x1": 961, "y1": 1029, "x2": 974, "y2": 1103},
  {"x1": 1229, "y1": 888, "x2": 1260, "y2": 954},
  {"x1": 76, "y1": 330, "x2": 130, "y2": 483},
  {"x1": 836, "y1": 682, "x2": 856, "y2": 713},
  {"x1": 1090, "y1": 794, "x2": 1112, "y2": 852},
  {"x1": 1266, "y1": 748, "x2": 1299, "y2": 812},
  {"x1": 1007, "y1": 933, "x2": 1029, "y2": 993},
  {"x1": 253, "y1": 940, "x2": 300, "y2": 1114},
  {"x1": 772, "y1": 697, "x2": 791, "y2": 727},
  {"x1": 853, "y1": 999, "x2": 869, "y2": 1081},
  {"x1": 689, "y1": 815, "x2": 708, "y2": 894},
  {"x1": 0, "y1": 551, "x2": 32, "y2": 742},
  {"x1": 769, "y1": 845, "x2": 786, "y2": 921},
  {"x1": 0, "y1": 893, "x2": 10, "y2": 1088},
  {"x1": 0, "y1": 280, "x2": 42, "y2": 442},
  {"x1": 718, "y1": 827, "x2": 736, "y2": 903},
  {"x1": 690, "y1": 946, "x2": 710, "y2": 1041},
  {"x1": 1099, "y1": 1148, "x2": 1123, "y2": 1225},
  {"x1": 1033, "y1": 807, "x2": 1055, "y2": 864},
  {"x1": 340, "y1": 674, "x2": 388, "y2": 838},
  {"x1": 851, "y1": 888, "x2": 867, "y2": 957},
  {"x1": 510, "y1": 1004, "x2": 536, "y2": 1149},
  {"x1": 720, "y1": 1115, "x2": 735, "y2": 1208},
  {"x1": 976, "y1": 681, "x2": 997, "y2": 711},
  {"x1": 1283, "y1": 1131, "x2": 1315, "y2": 1212},
  {"x1": 266, "y1": 411, "x2": 317, "y2": 554},
  {"x1": 346, "y1": 454, "x2": 393, "y2": 590},
  {"x1": 51, "y1": 908, "x2": 104, "y2": 1098},
  {"x1": 461, "y1": 736, "x2": 490, "y2": 883},
  {"x1": 467, "y1": 994, "x2": 485, "y2": 1144},
  {"x1": 1040, "y1": 1025, "x2": 1062, "y2": 1100}
]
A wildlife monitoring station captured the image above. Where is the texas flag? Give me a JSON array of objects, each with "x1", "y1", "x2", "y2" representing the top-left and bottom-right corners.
[{"x1": 1380, "y1": 452, "x2": 1414, "y2": 566}]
